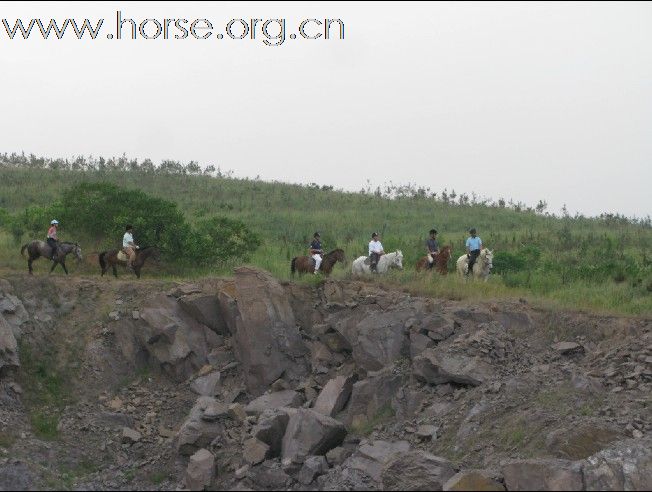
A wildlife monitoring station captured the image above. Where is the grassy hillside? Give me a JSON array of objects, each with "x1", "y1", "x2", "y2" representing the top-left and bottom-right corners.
[{"x1": 1, "y1": 154, "x2": 651, "y2": 315}]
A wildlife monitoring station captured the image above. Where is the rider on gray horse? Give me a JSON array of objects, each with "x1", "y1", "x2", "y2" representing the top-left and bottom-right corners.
[{"x1": 47, "y1": 220, "x2": 59, "y2": 260}]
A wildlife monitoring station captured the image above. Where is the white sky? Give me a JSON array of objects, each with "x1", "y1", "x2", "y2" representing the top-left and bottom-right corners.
[{"x1": 1, "y1": 1, "x2": 650, "y2": 217}]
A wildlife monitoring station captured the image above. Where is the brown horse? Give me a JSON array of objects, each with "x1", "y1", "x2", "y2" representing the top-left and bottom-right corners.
[
  {"x1": 291, "y1": 248, "x2": 346, "y2": 276},
  {"x1": 99, "y1": 246, "x2": 160, "y2": 279},
  {"x1": 415, "y1": 245, "x2": 452, "y2": 274}
]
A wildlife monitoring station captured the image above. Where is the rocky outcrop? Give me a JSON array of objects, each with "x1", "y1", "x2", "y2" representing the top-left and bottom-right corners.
[
  {"x1": 443, "y1": 470, "x2": 505, "y2": 491},
  {"x1": 179, "y1": 293, "x2": 229, "y2": 335},
  {"x1": 232, "y1": 267, "x2": 309, "y2": 395},
  {"x1": 113, "y1": 293, "x2": 223, "y2": 381},
  {"x1": 313, "y1": 375, "x2": 354, "y2": 417},
  {"x1": 185, "y1": 448, "x2": 215, "y2": 490},
  {"x1": 245, "y1": 390, "x2": 304, "y2": 415},
  {"x1": 177, "y1": 397, "x2": 225, "y2": 456}
]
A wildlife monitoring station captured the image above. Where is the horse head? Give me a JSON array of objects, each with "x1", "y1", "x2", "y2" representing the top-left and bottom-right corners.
[
  {"x1": 72, "y1": 243, "x2": 84, "y2": 263},
  {"x1": 332, "y1": 248, "x2": 347, "y2": 265},
  {"x1": 393, "y1": 250, "x2": 404, "y2": 270},
  {"x1": 482, "y1": 249, "x2": 494, "y2": 270}
]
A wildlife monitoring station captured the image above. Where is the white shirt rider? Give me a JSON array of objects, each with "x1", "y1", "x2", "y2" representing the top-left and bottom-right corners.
[
  {"x1": 123, "y1": 231, "x2": 135, "y2": 249},
  {"x1": 369, "y1": 240, "x2": 384, "y2": 255}
]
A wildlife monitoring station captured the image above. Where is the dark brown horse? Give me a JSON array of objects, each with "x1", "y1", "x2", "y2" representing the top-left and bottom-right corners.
[
  {"x1": 291, "y1": 248, "x2": 346, "y2": 276},
  {"x1": 415, "y1": 245, "x2": 452, "y2": 274},
  {"x1": 20, "y1": 240, "x2": 83, "y2": 275},
  {"x1": 99, "y1": 246, "x2": 160, "y2": 279}
]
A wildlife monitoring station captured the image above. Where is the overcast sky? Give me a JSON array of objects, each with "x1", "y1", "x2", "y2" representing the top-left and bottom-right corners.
[{"x1": 1, "y1": 1, "x2": 650, "y2": 217}]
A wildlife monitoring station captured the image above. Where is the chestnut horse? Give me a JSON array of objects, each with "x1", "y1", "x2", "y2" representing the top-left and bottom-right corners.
[
  {"x1": 99, "y1": 246, "x2": 160, "y2": 279},
  {"x1": 291, "y1": 248, "x2": 346, "y2": 276},
  {"x1": 415, "y1": 245, "x2": 452, "y2": 274}
]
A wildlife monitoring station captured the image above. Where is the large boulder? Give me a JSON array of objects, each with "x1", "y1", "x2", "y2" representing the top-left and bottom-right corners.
[
  {"x1": 333, "y1": 308, "x2": 412, "y2": 372},
  {"x1": 501, "y1": 459, "x2": 583, "y2": 491},
  {"x1": 179, "y1": 293, "x2": 229, "y2": 335},
  {"x1": 233, "y1": 267, "x2": 309, "y2": 395},
  {"x1": 177, "y1": 397, "x2": 225, "y2": 456},
  {"x1": 281, "y1": 408, "x2": 347, "y2": 467},
  {"x1": 347, "y1": 366, "x2": 405, "y2": 426},
  {"x1": 582, "y1": 438, "x2": 652, "y2": 491},
  {"x1": 0, "y1": 314, "x2": 19, "y2": 376},
  {"x1": 412, "y1": 348, "x2": 493, "y2": 386},
  {"x1": 313, "y1": 375, "x2": 354, "y2": 417},
  {"x1": 381, "y1": 450, "x2": 457, "y2": 491},
  {"x1": 113, "y1": 293, "x2": 222, "y2": 381},
  {"x1": 185, "y1": 448, "x2": 215, "y2": 491},
  {"x1": 252, "y1": 408, "x2": 291, "y2": 457}
]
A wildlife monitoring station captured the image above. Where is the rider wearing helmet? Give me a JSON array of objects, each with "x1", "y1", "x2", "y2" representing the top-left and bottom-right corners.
[
  {"x1": 47, "y1": 220, "x2": 59, "y2": 260},
  {"x1": 309, "y1": 232, "x2": 324, "y2": 274},
  {"x1": 465, "y1": 228, "x2": 483, "y2": 276}
]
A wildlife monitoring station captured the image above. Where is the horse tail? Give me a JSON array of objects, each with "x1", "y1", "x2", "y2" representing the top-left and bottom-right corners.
[
  {"x1": 291, "y1": 257, "x2": 297, "y2": 276},
  {"x1": 99, "y1": 251, "x2": 107, "y2": 271},
  {"x1": 20, "y1": 243, "x2": 28, "y2": 258}
]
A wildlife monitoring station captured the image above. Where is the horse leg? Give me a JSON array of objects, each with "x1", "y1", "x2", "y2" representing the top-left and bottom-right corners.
[
  {"x1": 135, "y1": 267, "x2": 141, "y2": 279},
  {"x1": 50, "y1": 260, "x2": 58, "y2": 273},
  {"x1": 61, "y1": 261, "x2": 69, "y2": 275},
  {"x1": 28, "y1": 258, "x2": 33, "y2": 275},
  {"x1": 112, "y1": 265, "x2": 118, "y2": 278}
]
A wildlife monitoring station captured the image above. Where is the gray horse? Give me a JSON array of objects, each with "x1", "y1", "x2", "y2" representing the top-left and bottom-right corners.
[{"x1": 21, "y1": 240, "x2": 83, "y2": 275}]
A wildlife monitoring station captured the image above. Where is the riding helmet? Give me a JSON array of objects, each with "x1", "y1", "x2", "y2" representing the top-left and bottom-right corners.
[{"x1": 51, "y1": 219, "x2": 59, "y2": 225}]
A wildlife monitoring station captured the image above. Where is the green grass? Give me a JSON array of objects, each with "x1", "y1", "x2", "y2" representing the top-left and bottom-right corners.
[
  {"x1": 1, "y1": 161, "x2": 650, "y2": 315},
  {"x1": 351, "y1": 404, "x2": 396, "y2": 436}
]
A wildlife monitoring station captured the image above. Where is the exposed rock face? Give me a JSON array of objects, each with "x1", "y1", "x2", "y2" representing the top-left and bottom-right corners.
[
  {"x1": 113, "y1": 293, "x2": 222, "y2": 381},
  {"x1": 333, "y1": 308, "x2": 412, "y2": 371},
  {"x1": 313, "y1": 375, "x2": 354, "y2": 417},
  {"x1": 281, "y1": 409, "x2": 347, "y2": 467},
  {"x1": 233, "y1": 267, "x2": 309, "y2": 395},
  {"x1": 179, "y1": 293, "x2": 229, "y2": 335},
  {"x1": 412, "y1": 348, "x2": 493, "y2": 386},
  {"x1": 502, "y1": 459, "x2": 583, "y2": 491},
  {"x1": 185, "y1": 448, "x2": 215, "y2": 491},
  {"x1": 0, "y1": 314, "x2": 19, "y2": 375},
  {"x1": 582, "y1": 438, "x2": 652, "y2": 491}
]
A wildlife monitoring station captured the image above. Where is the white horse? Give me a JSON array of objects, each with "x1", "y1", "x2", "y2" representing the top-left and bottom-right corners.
[
  {"x1": 456, "y1": 249, "x2": 494, "y2": 281},
  {"x1": 352, "y1": 250, "x2": 404, "y2": 275}
]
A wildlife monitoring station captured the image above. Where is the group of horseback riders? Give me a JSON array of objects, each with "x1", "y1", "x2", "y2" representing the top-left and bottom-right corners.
[
  {"x1": 43, "y1": 220, "x2": 140, "y2": 271},
  {"x1": 307, "y1": 227, "x2": 483, "y2": 275}
]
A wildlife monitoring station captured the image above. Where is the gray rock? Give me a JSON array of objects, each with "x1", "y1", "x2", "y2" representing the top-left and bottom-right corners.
[
  {"x1": 190, "y1": 371, "x2": 221, "y2": 396},
  {"x1": 325, "y1": 446, "x2": 353, "y2": 467},
  {"x1": 381, "y1": 450, "x2": 456, "y2": 491},
  {"x1": 233, "y1": 267, "x2": 309, "y2": 395},
  {"x1": 313, "y1": 375, "x2": 354, "y2": 417},
  {"x1": 347, "y1": 366, "x2": 405, "y2": 426},
  {"x1": 413, "y1": 348, "x2": 493, "y2": 386},
  {"x1": 202, "y1": 401, "x2": 229, "y2": 422},
  {"x1": 443, "y1": 470, "x2": 505, "y2": 491},
  {"x1": 551, "y1": 342, "x2": 584, "y2": 355},
  {"x1": 282, "y1": 408, "x2": 347, "y2": 467},
  {"x1": 416, "y1": 424, "x2": 438, "y2": 441},
  {"x1": 502, "y1": 459, "x2": 583, "y2": 491},
  {"x1": 179, "y1": 293, "x2": 229, "y2": 335},
  {"x1": 185, "y1": 448, "x2": 215, "y2": 491},
  {"x1": 177, "y1": 397, "x2": 224, "y2": 456},
  {"x1": 582, "y1": 438, "x2": 652, "y2": 491},
  {"x1": 243, "y1": 438, "x2": 270, "y2": 465},
  {"x1": 410, "y1": 332, "x2": 435, "y2": 359},
  {"x1": 298, "y1": 455, "x2": 329, "y2": 485},
  {"x1": 121, "y1": 427, "x2": 141, "y2": 444},
  {"x1": 252, "y1": 408, "x2": 291, "y2": 457},
  {"x1": 245, "y1": 390, "x2": 304, "y2": 415},
  {"x1": 0, "y1": 314, "x2": 19, "y2": 375}
]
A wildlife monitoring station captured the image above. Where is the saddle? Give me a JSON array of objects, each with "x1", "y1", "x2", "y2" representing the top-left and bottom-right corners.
[
  {"x1": 364, "y1": 257, "x2": 372, "y2": 265},
  {"x1": 117, "y1": 251, "x2": 129, "y2": 262}
]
